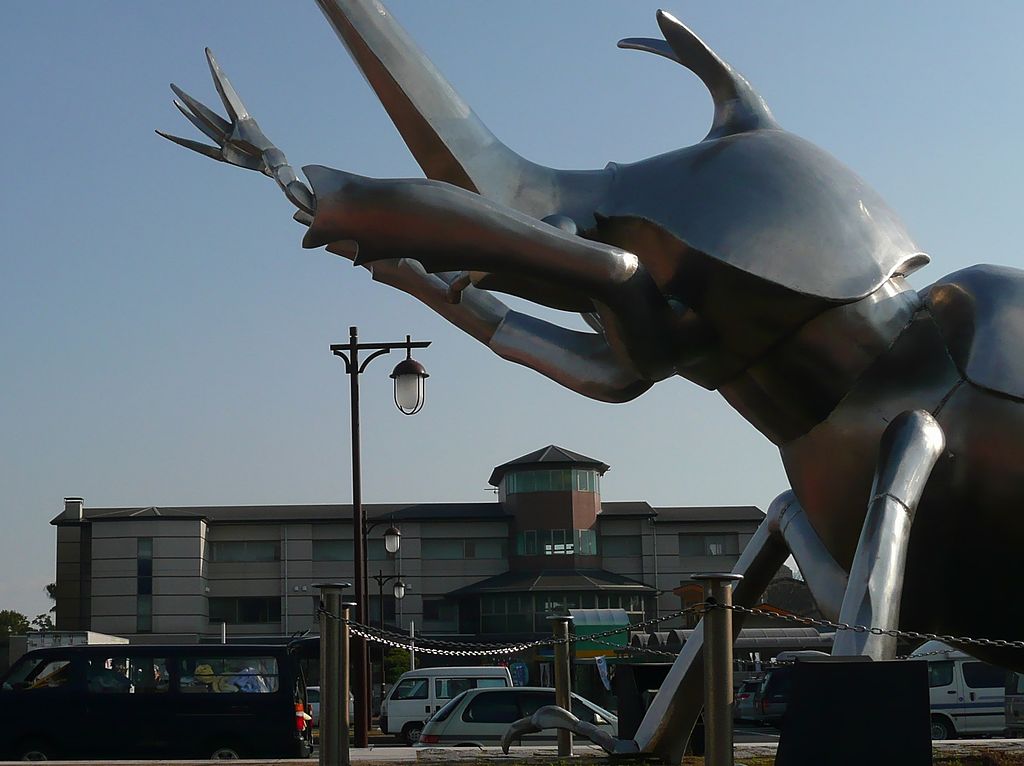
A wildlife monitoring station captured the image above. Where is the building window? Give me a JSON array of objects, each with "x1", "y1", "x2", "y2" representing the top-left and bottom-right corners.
[
  {"x1": 601, "y1": 535, "x2": 642, "y2": 556},
  {"x1": 312, "y1": 539, "x2": 388, "y2": 561},
  {"x1": 208, "y1": 596, "x2": 281, "y2": 624},
  {"x1": 515, "y1": 529, "x2": 583, "y2": 556},
  {"x1": 679, "y1": 533, "x2": 739, "y2": 557},
  {"x1": 572, "y1": 469, "x2": 599, "y2": 493},
  {"x1": 209, "y1": 541, "x2": 280, "y2": 563},
  {"x1": 480, "y1": 594, "x2": 533, "y2": 633},
  {"x1": 423, "y1": 599, "x2": 459, "y2": 632},
  {"x1": 575, "y1": 529, "x2": 597, "y2": 555},
  {"x1": 505, "y1": 468, "x2": 600, "y2": 495},
  {"x1": 422, "y1": 538, "x2": 508, "y2": 560},
  {"x1": 137, "y1": 537, "x2": 153, "y2": 633},
  {"x1": 505, "y1": 469, "x2": 570, "y2": 494}
]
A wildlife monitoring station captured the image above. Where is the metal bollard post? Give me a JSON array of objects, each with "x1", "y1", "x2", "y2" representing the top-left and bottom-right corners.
[
  {"x1": 341, "y1": 601, "x2": 356, "y2": 733},
  {"x1": 316, "y1": 583, "x2": 352, "y2": 766},
  {"x1": 694, "y1": 573, "x2": 743, "y2": 766},
  {"x1": 547, "y1": 614, "x2": 575, "y2": 757}
]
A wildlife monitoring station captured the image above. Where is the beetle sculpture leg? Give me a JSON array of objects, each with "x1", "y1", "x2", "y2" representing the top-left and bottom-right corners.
[{"x1": 832, "y1": 409, "x2": 945, "y2": 659}]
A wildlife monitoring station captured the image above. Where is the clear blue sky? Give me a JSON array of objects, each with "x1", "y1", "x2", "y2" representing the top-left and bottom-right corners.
[{"x1": 3, "y1": 1, "x2": 1023, "y2": 619}]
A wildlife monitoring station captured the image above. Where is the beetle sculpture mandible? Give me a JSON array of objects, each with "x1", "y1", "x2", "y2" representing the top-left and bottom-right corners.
[{"x1": 162, "y1": 1, "x2": 1024, "y2": 759}]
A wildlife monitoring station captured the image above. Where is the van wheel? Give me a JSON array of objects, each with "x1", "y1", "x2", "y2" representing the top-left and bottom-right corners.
[
  {"x1": 209, "y1": 744, "x2": 243, "y2": 759},
  {"x1": 930, "y1": 715, "x2": 955, "y2": 740},
  {"x1": 402, "y1": 722, "x2": 423, "y2": 745},
  {"x1": 17, "y1": 739, "x2": 56, "y2": 761}
]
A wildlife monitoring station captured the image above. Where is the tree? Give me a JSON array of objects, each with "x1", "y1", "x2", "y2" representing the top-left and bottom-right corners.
[
  {"x1": 0, "y1": 610, "x2": 30, "y2": 635},
  {"x1": 31, "y1": 613, "x2": 54, "y2": 631},
  {"x1": 45, "y1": 582, "x2": 57, "y2": 612},
  {"x1": 383, "y1": 648, "x2": 411, "y2": 684}
]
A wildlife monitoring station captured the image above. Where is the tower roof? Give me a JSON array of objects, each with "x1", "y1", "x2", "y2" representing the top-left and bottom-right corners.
[{"x1": 488, "y1": 445, "x2": 610, "y2": 486}]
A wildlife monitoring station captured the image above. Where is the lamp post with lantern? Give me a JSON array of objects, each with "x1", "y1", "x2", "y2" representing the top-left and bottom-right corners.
[
  {"x1": 331, "y1": 326, "x2": 429, "y2": 748},
  {"x1": 371, "y1": 570, "x2": 407, "y2": 708}
]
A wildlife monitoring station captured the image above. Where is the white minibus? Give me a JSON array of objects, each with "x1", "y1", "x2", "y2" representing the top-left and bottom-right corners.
[
  {"x1": 380, "y1": 665, "x2": 513, "y2": 744},
  {"x1": 911, "y1": 641, "x2": 1008, "y2": 739}
]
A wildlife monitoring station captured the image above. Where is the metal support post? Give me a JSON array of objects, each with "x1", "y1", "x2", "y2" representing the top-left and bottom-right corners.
[
  {"x1": 341, "y1": 601, "x2": 355, "y2": 733},
  {"x1": 316, "y1": 583, "x2": 352, "y2": 766},
  {"x1": 548, "y1": 614, "x2": 575, "y2": 757},
  {"x1": 694, "y1": 573, "x2": 742, "y2": 766}
]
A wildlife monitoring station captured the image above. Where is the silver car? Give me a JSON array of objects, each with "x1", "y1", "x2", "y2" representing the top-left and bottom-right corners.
[
  {"x1": 306, "y1": 686, "x2": 354, "y2": 730},
  {"x1": 733, "y1": 679, "x2": 762, "y2": 723},
  {"x1": 418, "y1": 687, "x2": 617, "y2": 748}
]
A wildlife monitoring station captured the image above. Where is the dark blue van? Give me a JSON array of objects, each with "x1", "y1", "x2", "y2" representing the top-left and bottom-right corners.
[{"x1": 0, "y1": 643, "x2": 311, "y2": 760}]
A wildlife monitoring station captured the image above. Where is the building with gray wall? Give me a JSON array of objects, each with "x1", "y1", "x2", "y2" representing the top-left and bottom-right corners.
[{"x1": 53, "y1": 446, "x2": 762, "y2": 644}]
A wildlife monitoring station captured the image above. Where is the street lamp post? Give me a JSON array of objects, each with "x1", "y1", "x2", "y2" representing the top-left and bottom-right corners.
[
  {"x1": 371, "y1": 570, "x2": 407, "y2": 706},
  {"x1": 331, "y1": 326, "x2": 430, "y2": 748}
]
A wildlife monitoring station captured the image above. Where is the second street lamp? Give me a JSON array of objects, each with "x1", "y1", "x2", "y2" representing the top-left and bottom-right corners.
[
  {"x1": 372, "y1": 570, "x2": 407, "y2": 710},
  {"x1": 331, "y1": 326, "x2": 430, "y2": 749}
]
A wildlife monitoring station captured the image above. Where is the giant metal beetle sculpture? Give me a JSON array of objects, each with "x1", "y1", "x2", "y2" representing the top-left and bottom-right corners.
[{"x1": 162, "y1": 1, "x2": 1024, "y2": 760}]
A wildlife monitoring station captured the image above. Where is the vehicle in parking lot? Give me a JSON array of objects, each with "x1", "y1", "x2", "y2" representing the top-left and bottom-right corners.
[
  {"x1": 417, "y1": 686, "x2": 617, "y2": 747},
  {"x1": 733, "y1": 679, "x2": 761, "y2": 723},
  {"x1": 911, "y1": 641, "x2": 1008, "y2": 740},
  {"x1": 753, "y1": 666, "x2": 794, "y2": 726},
  {"x1": 0, "y1": 643, "x2": 311, "y2": 760},
  {"x1": 381, "y1": 666, "x2": 513, "y2": 744},
  {"x1": 306, "y1": 686, "x2": 354, "y2": 729}
]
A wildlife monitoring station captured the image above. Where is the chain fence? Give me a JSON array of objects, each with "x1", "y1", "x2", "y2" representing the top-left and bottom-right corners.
[{"x1": 317, "y1": 600, "x2": 1024, "y2": 659}]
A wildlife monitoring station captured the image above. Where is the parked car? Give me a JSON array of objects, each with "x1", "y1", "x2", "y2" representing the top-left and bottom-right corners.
[
  {"x1": 733, "y1": 679, "x2": 761, "y2": 723},
  {"x1": 306, "y1": 686, "x2": 354, "y2": 728},
  {"x1": 381, "y1": 665, "x2": 513, "y2": 745},
  {"x1": 910, "y1": 641, "x2": 1008, "y2": 739},
  {"x1": 753, "y1": 666, "x2": 794, "y2": 726},
  {"x1": 0, "y1": 643, "x2": 311, "y2": 760},
  {"x1": 417, "y1": 686, "x2": 617, "y2": 747}
]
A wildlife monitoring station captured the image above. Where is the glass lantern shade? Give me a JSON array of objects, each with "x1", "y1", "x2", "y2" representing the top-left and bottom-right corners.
[
  {"x1": 390, "y1": 357, "x2": 428, "y2": 415},
  {"x1": 393, "y1": 580, "x2": 406, "y2": 600},
  {"x1": 384, "y1": 525, "x2": 402, "y2": 554}
]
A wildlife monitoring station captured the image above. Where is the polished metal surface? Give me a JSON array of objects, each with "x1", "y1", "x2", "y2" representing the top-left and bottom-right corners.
[
  {"x1": 833, "y1": 411, "x2": 945, "y2": 659},
  {"x1": 163, "y1": 1, "x2": 1024, "y2": 759}
]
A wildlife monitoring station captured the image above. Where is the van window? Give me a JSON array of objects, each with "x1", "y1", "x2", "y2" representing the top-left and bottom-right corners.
[
  {"x1": 4, "y1": 658, "x2": 72, "y2": 690},
  {"x1": 392, "y1": 677, "x2": 429, "y2": 700},
  {"x1": 179, "y1": 656, "x2": 279, "y2": 693},
  {"x1": 462, "y1": 691, "x2": 520, "y2": 723},
  {"x1": 962, "y1": 662, "x2": 1007, "y2": 689},
  {"x1": 87, "y1": 656, "x2": 170, "y2": 694},
  {"x1": 435, "y1": 677, "x2": 474, "y2": 700},
  {"x1": 928, "y1": 661, "x2": 954, "y2": 687},
  {"x1": 477, "y1": 677, "x2": 508, "y2": 689}
]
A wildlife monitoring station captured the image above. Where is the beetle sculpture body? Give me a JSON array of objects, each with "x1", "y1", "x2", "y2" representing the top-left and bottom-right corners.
[{"x1": 162, "y1": 1, "x2": 1024, "y2": 759}]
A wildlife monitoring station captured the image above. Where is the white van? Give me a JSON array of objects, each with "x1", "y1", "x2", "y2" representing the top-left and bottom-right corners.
[
  {"x1": 380, "y1": 666, "x2": 513, "y2": 744},
  {"x1": 911, "y1": 641, "x2": 1008, "y2": 739}
]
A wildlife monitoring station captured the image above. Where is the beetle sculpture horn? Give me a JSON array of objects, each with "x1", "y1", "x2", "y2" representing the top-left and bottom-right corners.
[{"x1": 619, "y1": 10, "x2": 778, "y2": 138}]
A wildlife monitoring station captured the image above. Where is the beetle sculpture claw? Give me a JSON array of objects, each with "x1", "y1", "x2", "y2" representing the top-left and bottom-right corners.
[
  {"x1": 164, "y1": 1, "x2": 1024, "y2": 761},
  {"x1": 500, "y1": 705, "x2": 638, "y2": 756}
]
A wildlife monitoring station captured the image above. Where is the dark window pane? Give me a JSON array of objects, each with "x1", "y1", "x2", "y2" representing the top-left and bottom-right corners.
[
  {"x1": 963, "y1": 662, "x2": 1008, "y2": 689},
  {"x1": 312, "y1": 539, "x2": 353, "y2": 561},
  {"x1": 518, "y1": 690, "x2": 556, "y2": 717},
  {"x1": 462, "y1": 691, "x2": 521, "y2": 723},
  {"x1": 928, "y1": 660, "x2": 954, "y2": 688}
]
